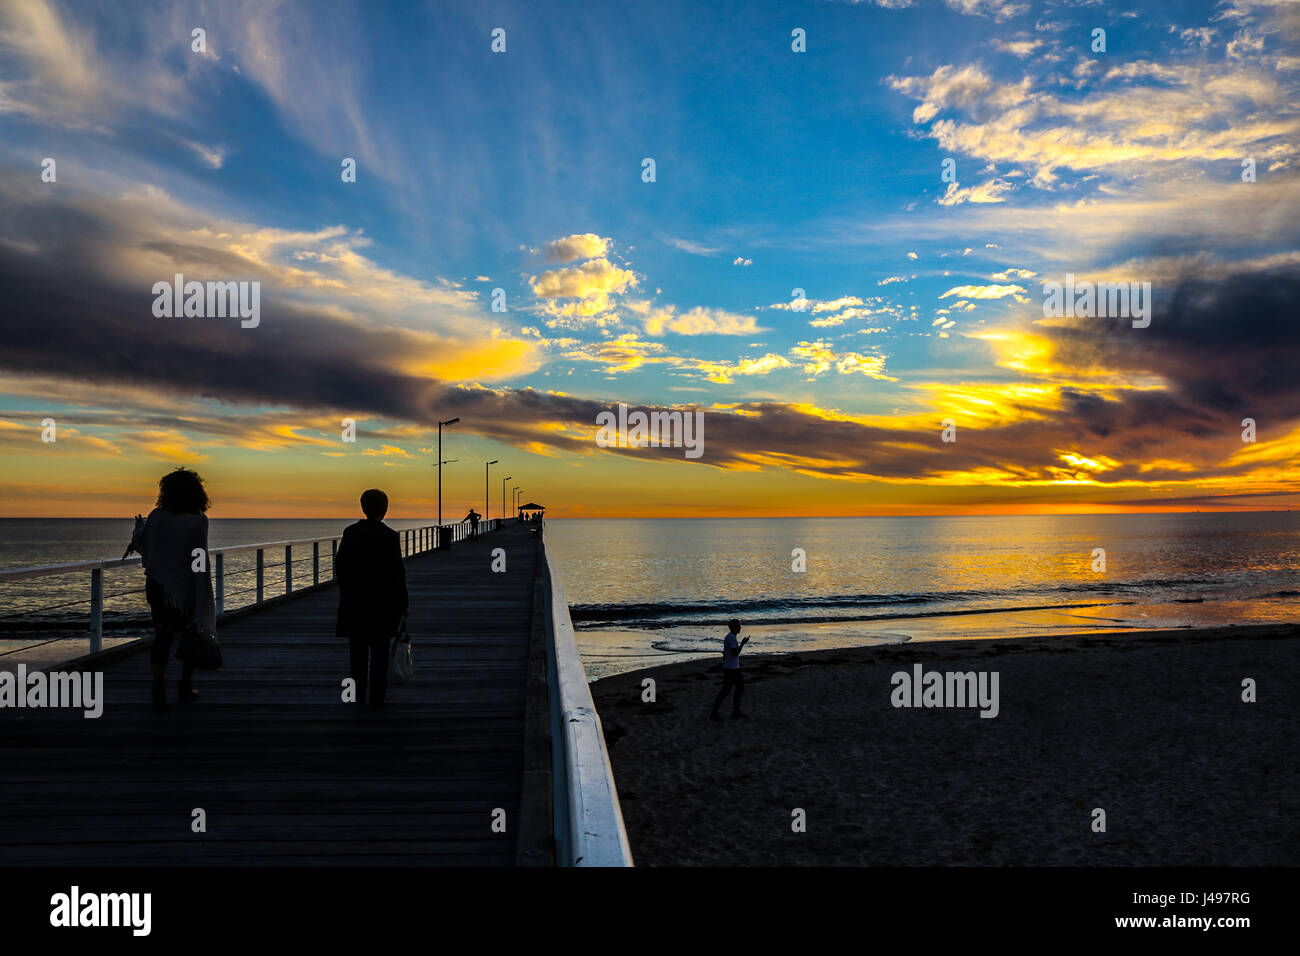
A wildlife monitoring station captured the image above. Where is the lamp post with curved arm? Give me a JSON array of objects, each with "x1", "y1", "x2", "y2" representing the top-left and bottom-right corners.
[
  {"x1": 437, "y1": 417, "x2": 459, "y2": 527},
  {"x1": 485, "y1": 460, "x2": 498, "y2": 522}
]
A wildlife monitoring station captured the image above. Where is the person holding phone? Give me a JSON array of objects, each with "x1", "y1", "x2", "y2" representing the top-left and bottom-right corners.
[{"x1": 710, "y1": 618, "x2": 749, "y2": 720}]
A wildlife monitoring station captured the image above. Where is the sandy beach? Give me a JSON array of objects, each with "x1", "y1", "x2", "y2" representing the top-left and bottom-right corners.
[{"x1": 592, "y1": 624, "x2": 1300, "y2": 866}]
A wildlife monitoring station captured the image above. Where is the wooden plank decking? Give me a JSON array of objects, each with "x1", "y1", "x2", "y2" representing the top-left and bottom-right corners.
[{"x1": 0, "y1": 522, "x2": 542, "y2": 866}]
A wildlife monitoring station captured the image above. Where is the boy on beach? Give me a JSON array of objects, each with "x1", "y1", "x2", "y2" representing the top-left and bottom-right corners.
[{"x1": 710, "y1": 619, "x2": 750, "y2": 720}]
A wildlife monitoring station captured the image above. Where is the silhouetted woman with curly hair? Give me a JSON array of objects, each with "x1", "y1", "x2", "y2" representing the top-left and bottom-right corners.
[{"x1": 131, "y1": 468, "x2": 216, "y2": 713}]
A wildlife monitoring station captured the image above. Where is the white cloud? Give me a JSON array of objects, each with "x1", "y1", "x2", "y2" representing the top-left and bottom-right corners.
[
  {"x1": 809, "y1": 306, "x2": 889, "y2": 328},
  {"x1": 937, "y1": 179, "x2": 1014, "y2": 206},
  {"x1": 678, "y1": 353, "x2": 792, "y2": 384},
  {"x1": 993, "y1": 36, "x2": 1045, "y2": 56},
  {"x1": 531, "y1": 257, "x2": 637, "y2": 322},
  {"x1": 542, "y1": 233, "x2": 609, "y2": 263},
  {"x1": 1178, "y1": 27, "x2": 1215, "y2": 48},
  {"x1": 176, "y1": 136, "x2": 226, "y2": 169},
  {"x1": 891, "y1": 58, "x2": 1298, "y2": 185},
  {"x1": 664, "y1": 236, "x2": 722, "y2": 256},
  {"x1": 939, "y1": 284, "x2": 1029, "y2": 302},
  {"x1": 791, "y1": 340, "x2": 896, "y2": 380},
  {"x1": 944, "y1": 0, "x2": 1029, "y2": 23},
  {"x1": 644, "y1": 306, "x2": 763, "y2": 337}
]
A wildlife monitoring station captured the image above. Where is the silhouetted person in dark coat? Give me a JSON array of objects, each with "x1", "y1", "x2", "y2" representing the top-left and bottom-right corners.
[
  {"x1": 335, "y1": 489, "x2": 408, "y2": 709},
  {"x1": 466, "y1": 508, "x2": 481, "y2": 537}
]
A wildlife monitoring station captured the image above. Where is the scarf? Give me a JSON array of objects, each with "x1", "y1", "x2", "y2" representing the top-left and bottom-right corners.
[{"x1": 135, "y1": 507, "x2": 217, "y2": 638}]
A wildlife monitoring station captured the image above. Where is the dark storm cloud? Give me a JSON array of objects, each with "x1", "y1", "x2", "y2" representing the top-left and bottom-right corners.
[
  {"x1": 0, "y1": 175, "x2": 580, "y2": 432},
  {"x1": 1046, "y1": 264, "x2": 1300, "y2": 420},
  {"x1": 2, "y1": 174, "x2": 1298, "y2": 489}
]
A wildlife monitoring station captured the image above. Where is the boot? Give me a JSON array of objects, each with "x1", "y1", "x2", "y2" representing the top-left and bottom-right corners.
[{"x1": 178, "y1": 676, "x2": 198, "y2": 702}]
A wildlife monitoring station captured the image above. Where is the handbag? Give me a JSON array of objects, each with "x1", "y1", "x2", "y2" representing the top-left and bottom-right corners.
[
  {"x1": 176, "y1": 623, "x2": 223, "y2": 671},
  {"x1": 387, "y1": 616, "x2": 413, "y2": 684}
]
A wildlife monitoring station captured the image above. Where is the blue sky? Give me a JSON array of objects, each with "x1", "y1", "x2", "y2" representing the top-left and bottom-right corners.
[{"x1": 1, "y1": 0, "x2": 1298, "y2": 516}]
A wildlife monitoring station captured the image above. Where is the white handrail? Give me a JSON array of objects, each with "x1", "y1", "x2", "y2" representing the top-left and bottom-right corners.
[
  {"x1": 0, "y1": 519, "x2": 503, "y2": 580},
  {"x1": 541, "y1": 533, "x2": 634, "y2": 867},
  {"x1": 0, "y1": 517, "x2": 512, "y2": 654}
]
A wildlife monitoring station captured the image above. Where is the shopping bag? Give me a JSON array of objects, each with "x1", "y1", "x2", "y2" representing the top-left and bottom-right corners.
[
  {"x1": 387, "y1": 618, "x2": 413, "y2": 683},
  {"x1": 176, "y1": 624, "x2": 223, "y2": 671}
]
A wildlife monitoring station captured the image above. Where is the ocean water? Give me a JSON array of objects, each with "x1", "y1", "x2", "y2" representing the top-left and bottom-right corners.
[
  {"x1": 3, "y1": 514, "x2": 1299, "y2": 676},
  {"x1": 541, "y1": 513, "x2": 1300, "y2": 678},
  {"x1": 0, "y1": 518, "x2": 435, "y2": 655}
]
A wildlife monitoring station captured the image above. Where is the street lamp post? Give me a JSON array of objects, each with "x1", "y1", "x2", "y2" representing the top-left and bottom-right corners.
[
  {"x1": 513, "y1": 486, "x2": 520, "y2": 516},
  {"x1": 431, "y1": 459, "x2": 457, "y2": 535},
  {"x1": 485, "y1": 460, "x2": 498, "y2": 523},
  {"x1": 437, "y1": 417, "x2": 459, "y2": 528},
  {"x1": 502, "y1": 476, "x2": 512, "y2": 523}
]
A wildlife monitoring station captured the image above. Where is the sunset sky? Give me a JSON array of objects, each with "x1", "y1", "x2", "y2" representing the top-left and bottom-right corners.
[{"x1": 1, "y1": 0, "x2": 1298, "y2": 518}]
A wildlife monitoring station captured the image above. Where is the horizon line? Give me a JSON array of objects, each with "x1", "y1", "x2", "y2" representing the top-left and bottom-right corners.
[{"x1": 2, "y1": 509, "x2": 1295, "y2": 521}]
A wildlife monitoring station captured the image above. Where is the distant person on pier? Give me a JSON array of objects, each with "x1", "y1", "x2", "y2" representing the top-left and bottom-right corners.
[
  {"x1": 465, "y1": 508, "x2": 481, "y2": 537},
  {"x1": 130, "y1": 468, "x2": 216, "y2": 713},
  {"x1": 335, "y1": 489, "x2": 408, "y2": 709},
  {"x1": 710, "y1": 618, "x2": 750, "y2": 720}
]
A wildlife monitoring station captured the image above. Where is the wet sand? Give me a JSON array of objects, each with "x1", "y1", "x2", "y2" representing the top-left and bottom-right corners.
[{"x1": 591, "y1": 624, "x2": 1300, "y2": 866}]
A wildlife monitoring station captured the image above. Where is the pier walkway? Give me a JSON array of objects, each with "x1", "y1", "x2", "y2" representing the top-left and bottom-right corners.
[{"x1": 0, "y1": 522, "x2": 550, "y2": 866}]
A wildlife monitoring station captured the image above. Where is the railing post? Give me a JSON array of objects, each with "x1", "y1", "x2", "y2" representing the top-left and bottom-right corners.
[
  {"x1": 331, "y1": 540, "x2": 338, "y2": 579},
  {"x1": 285, "y1": 544, "x2": 292, "y2": 595},
  {"x1": 89, "y1": 567, "x2": 102, "y2": 655},
  {"x1": 215, "y1": 552, "x2": 224, "y2": 616},
  {"x1": 313, "y1": 542, "x2": 320, "y2": 585},
  {"x1": 256, "y1": 548, "x2": 264, "y2": 604}
]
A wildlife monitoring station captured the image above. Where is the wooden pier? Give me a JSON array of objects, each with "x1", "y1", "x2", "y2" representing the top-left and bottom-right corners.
[{"x1": 0, "y1": 522, "x2": 547, "y2": 866}]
